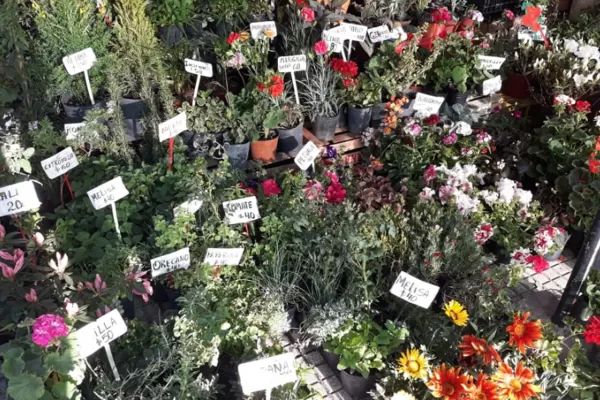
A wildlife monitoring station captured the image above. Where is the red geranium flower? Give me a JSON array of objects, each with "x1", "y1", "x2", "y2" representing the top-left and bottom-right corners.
[
  {"x1": 431, "y1": 7, "x2": 452, "y2": 22},
  {"x1": 583, "y1": 316, "x2": 600, "y2": 345},
  {"x1": 258, "y1": 75, "x2": 284, "y2": 98},
  {"x1": 330, "y1": 58, "x2": 358, "y2": 77},
  {"x1": 300, "y1": 7, "x2": 315, "y2": 22},
  {"x1": 262, "y1": 179, "x2": 281, "y2": 197},
  {"x1": 227, "y1": 32, "x2": 241, "y2": 45},
  {"x1": 325, "y1": 182, "x2": 346, "y2": 204},
  {"x1": 575, "y1": 100, "x2": 591, "y2": 113},
  {"x1": 424, "y1": 114, "x2": 441, "y2": 125},
  {"x1": 239, "y1": 183, "x2": 256, "y2": 195},
  {"x1": 342, "y1": 77, "x2": 357, "y2": 88},
  {"x1": 314, "y1": 40, "x2": 328, "y2": 55},
  {"x1": 589, "y1": 159, "x2": 600, "y2": 174},
  {"x1": 525, "y1": 254, "x2": 549, "y2": 274}
]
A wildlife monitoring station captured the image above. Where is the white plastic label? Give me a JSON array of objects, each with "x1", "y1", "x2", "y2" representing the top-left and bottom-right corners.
[
  {"x1": 478, "y1": 55, "x2": 506, "y2": 70},
  {"x1": 368, "y1": 25, "x2": 392, "y2": 43},
  {"x1": 0, "y1": 181, "x2": 41, "y2": 217},
  {"x1": 390, "y1": 272, "x2": 440, "y2": 309},
  {"x1": 158, "y1": 112, "x2": 187, "y2": 142},
  {"x1": 223, "y1": 196, "x2": 260, "y2": 224},
  {"x1": 174, "y1": 199, "x2": 203, "y2": 217},
  {"x1": 238, "y1": 353, "x2": 297, "y2": 395},
  {"x1": 278, "y1": 55, "x2": 307, "y2": 73},
  {"x1": 413, "y1": 93, "x2": 445, "y2": 116},
  {"x1": 341, "y1": 23, "x2": 368, "y2": 42},
  {"x1": 250, "y1": 21, "x2": 277, "y2": 40},
  {"x1": 294, "y1": 141, "x2": 320, "y2": 171},
  {"x1": 75, "y1": 310, "x2": 128, "y2": 358},
  {"x1": 203, "y1": 248, "x2": 244, "y2": 266},
  {"x1": 41, "y1": 147, "x2": 79, "y2": 179},
  {"x1": 184, "y1": 59, "x2": 213, "y2": 77},
  {"x1": 87, "y1": 177, "x2": 129, "y2": 210},
  {"x1": 482, "y1": 76, "x2": 502, "y2": 96},
  {"x1": 322, "y1": 29, "x2": 345, "y2": 53},
  {"x1": 151, "y1": 247, "x2": 191, "y2": 278},
  {"x1": 65, "y1": 123, "x2": 86, "y2": 140},
  {"x1": 391, "y1": 26, "x2": 407, "y2": 41},
  {"x1": 63, "y1": 48, "x2": 97, "y2": 75}
]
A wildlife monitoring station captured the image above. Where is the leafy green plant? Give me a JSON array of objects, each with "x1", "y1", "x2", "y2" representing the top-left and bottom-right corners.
[
  {"x1": 178, "y1": 91, "x2": 232, "y2": 134},
  {"x1": 339, "y1": 74, "x2": 382, "y2": 108},
  {"x1": 148, "y1": 0, "x2": 195, "y2": 26},
  {"x1": 300, "y1": 57, "x2": 341, "y2": 120}
]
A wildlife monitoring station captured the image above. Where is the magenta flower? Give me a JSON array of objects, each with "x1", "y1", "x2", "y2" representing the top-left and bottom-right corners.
[
  {"x1": 303, "y1": 180, "x2": 323, "y2": 200},
  {"x1": 25, "y1": 288, "x2": 38, "y2": 303},
  {"x1": 133, "y1": 280, "x2": 154, "y2": 303},
  {"x1": 1, "y1": 249, "x2": 25, "y2": 282},
  {"x1": 325, "y1": 170, "x2": 340, "y2": 184},
  {"x1": 513, "y1": 110, "x2": 522, "y2": 119},
  {"x1": 86, "y1": 274, "x2": 107, "y2": 294},
  {"x1": 32, "y1": 314, "x2": 69, "y2": 348},
  {"x1": 0, "y1": 224, "x2": 5, "y2": 241},
  {"x1": 96, "y1": 305, "x2": 111, "y2": 318},
  {"x1": 442, "y1": 132, "x2": 457, "y2": 145},
  {"x1": 423, "y1": 165, "x2": 437, "y2": 184}
]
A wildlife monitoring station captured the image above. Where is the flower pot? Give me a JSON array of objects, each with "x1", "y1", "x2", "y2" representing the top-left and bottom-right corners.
[
  {"x1": 314, "y1": 114, "x2": 338, "y2": 142},
  {"x1": 502, "y1": 74, "x2": 531, "y2": 99},
  {"x1": 184, "y1": 21, "x2": 204, "y2": 38},
  {"x1": 337, "y1": 105, "x2": 348, "y2": 129},
  {"x1": 61, "y1": 95, "x2": 106, "y2": 123},
  {"x1": 158, "y1": 25, "x2": 184, "y2": 46},
  {"x1": 446, "y1": 88, "x2": 469, "y2": 106},
  {"x1": 370, "y1": 102, "x2": 387, "y2": 122},
  {"x1": 224, "y1": 141, "x2": 250, "y2": 169},
  {"x1": 250, "y1": 135, "x2": 279, "y2": 163},
  {"x1": 277, "y1": 122, "x2": 304, "y2": 156},
  {"x1": 322, "y1": 349, "x2": 339, "y2": 370},
  {"x1": 457, "y1": 18, "x2": 474, "y2": 31},
  {"x1": 340, "y1": 370, "x2": 375, "y2": 398},
  {"x1": 347, "y1": 106, "x2": 372, "y2": 134},
  {"x1": 543, "y1": 248, "x2": 564, "y2": 262},
  {"x1": 121, "y1": 97, "x2": 147, "y2": 141}
]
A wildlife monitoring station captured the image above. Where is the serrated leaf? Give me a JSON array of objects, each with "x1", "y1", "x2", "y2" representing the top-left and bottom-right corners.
[
  {"x1": 7, "y1": 373, "x2": 45, "y2": 400},
  {"x1": 3, "y1": 348, "x2": 25, "y2": 378}
]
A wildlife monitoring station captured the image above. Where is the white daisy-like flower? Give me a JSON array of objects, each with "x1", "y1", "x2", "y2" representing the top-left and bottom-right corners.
[
  {"x1": 573, "y1": 73, "x2": 590, "y2": 87},
  {"x1": 451, "y1": 121, "x2": 473, "y2": 136},
  {"x1": 563, "y1": 38, "x2": 579, "y2": 54}
]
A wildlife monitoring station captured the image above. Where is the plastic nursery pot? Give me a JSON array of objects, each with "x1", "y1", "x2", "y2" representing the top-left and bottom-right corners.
[
  {"x1": 502, "y1": 74, "x2": 531, "y2": 99},
  {"x1": 347, "y1": 106, "x2": 372, "y2": 134},
  {"x1": 314, "y1": 114, "x2": 339, "y2": 142},
  {"x1": 321, "y1": 349, "x2": 340, "y2": 370},
  {"x1": 158, "y1": 25, "x2": 184, "y2": 46},
  {"x1": 121, "y1": 97, "x2": 147, "y2": 141},
  {"x1": 224, "y1": 141, "x2": 250, "y2": 169},
  {"x1": 277, "y1": 122, "x2": 304, "y2": 156},
  {"x1": 250, "y1": 134, "x2": 279, "y2": 163},
  {"x1": 446, "y1": 88, "x2": 469, "y2": 106},
  {"x1": 184, "y1": 21, "x2": 204, "y2": 38},
  {"x1": 339, "y1": 370, "x2": 376, "y2": 398},
  {"x1": 61, "y1": 95, "x2": 106, "y2": 123},
  {"x1": 370, "y1": 102, "x2": 388, "y2": 128},
  {"x1": 337, "y1": 105, "x2": 348, "y2": 129}
]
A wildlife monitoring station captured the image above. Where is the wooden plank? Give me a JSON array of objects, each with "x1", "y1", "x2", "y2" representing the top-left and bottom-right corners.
[
  {"x1": 330, "y1": 138, "x2": 364, "y2": 154},
  {"x1": 331, "y1": 132, "x2": 360, "y2": 144},
  {"x1": 303, "y1": 128, "x2": 327, "y2": 147}
]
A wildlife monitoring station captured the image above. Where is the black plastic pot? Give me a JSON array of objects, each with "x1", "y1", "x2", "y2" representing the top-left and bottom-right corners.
[
  {"x1": 158, "y1": 25, "x2": 184, "y2": 46},
  {"x1": 347, "y1": 106, "x2": 372, "y2": 134},
  {"x1": 337, "y1": 105, "x2": 348, "y2": 129},
  {"x1": 370, "y1": 102, "x2": 387, "y2": 129},
  {"x1": 322, "y1": 349, "x2": 339, "y2": 370},
  {"x1": 314, "y1": 114, "x2": 338, "y2": 142},
  {"x1": 277, "y1": 122, "x2": 304, "y2": 156},
  {"x1": 224, "y1": 141, "x2": 250, "y2": 169},
  {"x1": 61, "y1": 95, "x2": 106, "y2": 123},
  {"x1": 446, "y1": 88, "x2": 469, "y2": 106},
  {"x1": 340, "y1": 370, "x2": 375, "y2": 398},
  {"x1": 184, "y1": 21, "x2": 204, "y2": 38},
  {"x1": 121, "y1": 98, "x2": 147, "y2": 141}
]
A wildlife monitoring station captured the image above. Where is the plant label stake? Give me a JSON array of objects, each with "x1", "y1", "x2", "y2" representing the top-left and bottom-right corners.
[
  {"x1": 62, "y1": 48, "x2": 97, "y2": 105},
  {"x1": 222, "y1": 196, "x2": 261, "y2": 225},
  {"x1": 390, "y1": 272, "x2": 440, "y2": 309},
  {"x1": 150, "y1": 247, "x2": 191, "y2": 278},
  {"x1": 65, "y1": 123, "x2": 86, "y2": 141},
  {"x1": 413, "y1": 93, "x2": 445, "y2": 117},
  {"x1": 41, "y1": 147, "x2": 79, "y2": 200},
  {"x1": 184, "y1": 59, "x2": 214, "y2": 106},
  {"x1": 340, "y1": 23, "x2": 367, "y2": 59},
  {"x1": 294, "y1": 141, "x2": 320, "y2": 172},
  {"x1": 323, "y1": 27, "x2": 347, "y2": 61},
  {"x1": 482, "y1": 76, "x2": 502, "y2": 96},
  {"x1": 74, "y1": 309, "x2": 127, "y2": 381},
  {"x1": 238, "y1": 353, "x2": 297, "y2": 397},
  {"x1": 87, "y1": 177, "x2": 129, "y2": 240},
  {"x1": 250, "y1": 21, "x2": 278, "y2": 40},
  {"x1": 477, "y1": 55, "x2": 506, "y2": 71},
  {"x1": 278, "y1": 55, "x2": 307, "y2": 104},
  {"x1": 174, "y1": 199, "x2": 203, "y2": 217},
  {"x1": 158, "y1": 112, "x2": 187, "y2": 170},
  {"x1": 203, "y1": 248, "x2": 244, "y2": 266},
  {"x1": 368, "y1": 25, "x2": 393, "y2": 43},
  {"x1": 0, "y1": 181, "x2": 41, "y2": 218}
]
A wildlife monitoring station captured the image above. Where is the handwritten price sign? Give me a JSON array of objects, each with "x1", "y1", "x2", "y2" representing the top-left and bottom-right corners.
[
  {"x1": 390, "y1": 272, "x2": 440, "y2": 309},
  {"x1": 41, "y1": 147, "x2": 79, "y2": 179},
  {"x1": 222, "y1": 196, "x2": 261, "y2": 224}
]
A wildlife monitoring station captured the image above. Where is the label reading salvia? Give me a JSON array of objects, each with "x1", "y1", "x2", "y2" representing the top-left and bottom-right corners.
[
  {"x1": 482, "y1": 76, "x2": 502, "y2": 96},
  {"x1": 341, "y1": 23, "x2": 368, "y2": 42},
  {"x1": 151, "y1": 247, "x2": 191, "y2": 278},
  {"x1": 184, "y1": 59, "x2": 214, "y2": 77},
  {"x1": 390, "y1": 272, "x2": 440, "y2": 309},
  {"x1": 203, "y1": 248, "x2": 244, "y2": 266},
  {"x1": 413, "y1": 93, "x2": 445, "y2": 116},
  {"x1": 477, "y1": 55, "x2": 506, "y2": 70},
  {"x1": 87, "y1": 177, "x2": 129, "y2": 210},
  {"x1": 222, "y1": 196, "x2": 261, "y2": 224},
  {"x1": 63, "y1": 48, "x2": 97, "y2": 75},
  {"x1": 174, "y1": 199, "x2": 203, "y2": 217},
  {"x1": 158, "y1": 113, "x2": 187, "y2": 142},
  {"x1": 278, "y1": 55, "x2": 307, "y2": 73},
  {"x1": 65, "y1": 123, "x2": 86, "y2": 140},
  {"x1": 75, "y1": 309, "x2": 128, "y2": 358},
  {"x1": 41, "y1": 147, "x2": 79, "y2": 180},
  {"x1": 294, "y1": 141, "x2": 320, "y2": 171},
  {"x1": 238, "y1": 353, "x2": 297, "y2": 395},
  {"x1": 250, "y1": 21, "x2": 277, "y2": 40},
  {"x1": 0, "y1": 181, "x2": 41, "y2": 217},
  {"x1": 368, "y1": 25, "x2": 392, "y2": 43}
]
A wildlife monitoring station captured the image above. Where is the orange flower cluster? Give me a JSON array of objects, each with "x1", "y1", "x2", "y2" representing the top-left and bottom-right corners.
[
  {"x1": 381, "y1": 96, "x2": 409, "y2": 135},
  {"x1": 588, "y1": 135, "x2": 600, "y2": 174},
  {"x1": 458, "y1": 335, "x2": 500, "y2": 366},
  {"x1": 506, "y1": 312, "x2": 543, "y2": 353}
]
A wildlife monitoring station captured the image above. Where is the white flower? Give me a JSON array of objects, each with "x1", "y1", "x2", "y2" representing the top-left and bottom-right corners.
[
  {"x1": 574, "y1": 73, "x2": 590, "y2": 87},
  {"x1": 392, "y1": 391, "x2": 417, "y2": 400},
  {"x1": 462, "y1": 164, "x2": 478, "y2": 177},
  {"x1": 563, "y1": 38, "x2": 579, "y2": 54},
  {"x1": 496, "y1": 178, "x2": 517, "y2": 203},
  {"x1": 451, "y1": 121, "x2": 473, "y2": 136},
  {"x1": 64, "y1": 298, "x2": 79, "y2": 317},
  {"x1": 595, "y1": 115, "x2": 600, "y2": 127},
  {"x1": 419, "y1": 187, "x2": 435, "y2": 201},
  {"x1": 479, "y1": 190, "x2": 499, "y2": 205},
  {"x1": 470, "y1": 10, "x2": 484, "y2": 22},
  {"x1": 575, "y1": 44, "x2": 600, "y2": 63},
  {"x1": 49, "y1": 252, "x2": 69, "y2": 276},
  {"x1": 475, "y1": 172, "x2": 486, "y2": 185},
  {"x1": 514, "y1": 188, "x2": 533, "y2": 207},
  {"x1": 554, "y1": 94, "x2": 575, "y2": 105},
  {"x1": 454, "y1": 191, "x2": 480, "y2": 216}
]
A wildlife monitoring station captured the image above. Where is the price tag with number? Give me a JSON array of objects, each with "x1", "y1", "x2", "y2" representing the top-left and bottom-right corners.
[
  {"x1": 75, "y1": 310, "x2": 128, "y2": 358},
  {"x1": 413, "y1": 93, "x2": 445, "y2": 116},
  {"x1": 62, "y1": 48, "x2": 97, "y2": 76},
  {"x1": 151, "y1": 247, "x2": 191, "y2": 278},
  {"x1": 158, "y1": 113, "x2": 187, "y2": 142},
  {"x1": 222, "y1": 196, "x2": 261, "y2": 224},
  {"x1": 482, "y1": 76, "x2": 502, "y2": 96},
  {"x1": 0, "y1": 181, "x2": 41, "y2": 217},
  {"x1": 87, "y1": 177, "x2": 129, "y2": 210},
  {"x1": 203, "y1": 248, "x2": 244, "y2": 266},
  {"x1": 390, "y1": 272, "x2": 440, "y2": 309},
  {"x1": 239, "y1": 353, "x2": 297, "y2": 395},
  {"x1": 41, "y1": 147, "x2": 79, "y2": 180},
  {"x1": 294, "y1": 141, "x2": 320, "y2": 171},
  {"x1": 250, "y1": 21, "x2": 277, "y2": 40},
  {"x1": 477, "y1": 55, "x2": 506, "y2": 70},
  {"x1": 184, "y1": 59, "x2": 213, "y2": 77}
]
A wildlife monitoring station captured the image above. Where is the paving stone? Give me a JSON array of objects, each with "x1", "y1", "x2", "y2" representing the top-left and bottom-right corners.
[
  {"x1": 322, "y1": 376, "x2": 343, "y2": 393},
  {"x1": 553, "y1": 263, "x2": 573, "y2": 276},
  {"x1": 315, "y1": 363, "x2": 335, "y2": 380},
  {"x1": 329, "y1": 390, "x2": 353, "y2": 400},
  {"x1": 304, "y1": 370, "x2": 319, "y2": 385},
  {"x1": 303, "y1": 350, "x2": 325, "y2": 366}
]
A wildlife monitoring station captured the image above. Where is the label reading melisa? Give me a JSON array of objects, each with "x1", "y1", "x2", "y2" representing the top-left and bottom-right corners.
[
  {"x1": 413, "y1": 93, "x2": 445, "y2": 116},
  {"x1": 238, "y1": 353, "x2": 297, "y2": 395},
  {"x1": 222, "y1": 196, "x2": 260, "y2": 224},
  {"x1": 0, "y1": 181, "x2": 41, "y2": 217},
  {"x1": 158, "y1": 113, "x2": 187, "y2": 142},
  {"x1": 390, "y1": 271, "x2": 440, "y2": 309},
  {"x1": 294, "y1": 141, "x2": 320, "y2": 171},
  {"x1": 75, "y1": 309, "x2": 128, "y2": 358},
  {"x1": 278, "y1": 55, "x2": 307, "y2": 73},
  {"x1": 86, "y1": 177, "x2": 129, "y2": 210},
  {"x1": 62, "y1": 48, "x2": 97, "y2": 75},
  {"x1": 203, "y1": 248, "x2": 244, "y2": 266},
  {"x1": 151, "y1": 247, "x2": 191, "y2": 278}
]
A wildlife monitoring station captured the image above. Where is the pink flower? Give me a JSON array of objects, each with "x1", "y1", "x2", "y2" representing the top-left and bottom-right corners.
[
  {"x1": 133, "y1": 280, "x2": 154, "y2": 303},
  {"x1": 31, "y1": 314, "x2": 69, "y2": 348},
  {"x1": 240, "y1": 183, "x2": 257, "y2": 195},
  {"x1": 504, "y1": 9, "x2": 515, "y2": 20},
  {"x1": 33, "y1": 232, "x2": 44, "y2": 247},
  {"x1": 439, "y1": 185, "x2": 455, "y2": 204},
  {"x1": 424, "y1": 165, "x2": 437, "y2": 184},
  {"x1": 461, "y1": 147, "x2": 474, "y2": 156},
  {"x1": 301, "y1": 7, "x2": 315, "y2": 22},
  {"x1": 474, "y1": 224, "x2": 494, "y2": 245},
  {"x1": 64, "y1": 298, "x2": 79, "y2": 317},
  {"x1": 442, "y1": 133, "x2": 457, "y2": 145},
  {"x1": 480, "y1": 42, "x2": 490, "y2": 49},
  {"x1": 1, "y1": 249, "x2": 25, "y2": 282},
  {"x1": 303, "y1": 180, "x2": 323, "y2": 200},
  {"x1": 25, "y1": 288, "x2": 38, "y2": 303},
  {"x1": 325, "y1": 170, "x2": 340, "y2": 184},
  {"x1": 49, "y1": 252, "x2": 69, "y2": 278},
  {"x1": 325, "y1": 182, "x2": 346, "y2": 204},
  {"x1": 526, "y1": 254, "x2": 549, "y2": 274},
  {"x1": 314, "y1": 40, "x2": 328, "y2": 55},
  {"x1": 86, "y1": 274, "x2": 107, "y2": 294},
  {"x1": 0, "y1": 224, "x2": 5, "y2": 241},
  {"x1": 405, "y1": 123, "x2": 422, "y2": 137},
  {"x1": 262, "y1": 179, "x2": 282, "y2": 197},
  {"x1": 513, "y1": 110, "x2": 522, "y2": 119},
  {"x1": 96, "y1": 305, "x2": 111, "y2": 318},
  {"x1": 477, "y1": 131, "x2": 492, "y2": 144}
]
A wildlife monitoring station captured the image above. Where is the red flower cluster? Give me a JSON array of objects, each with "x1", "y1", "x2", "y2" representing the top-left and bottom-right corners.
[
  {"x1": 474, "y1": 224, "x2": 494, "y2": 245},
  {"x1": 589, "y1": 136, "x2": 600, "y2": 173},
  {"x1": 326, "y1": 182, "x2": 346, "y2": 204},
  {"x1": 262, "y1": 179, "x2": 281, "y2": 197},
  {"x1": 423, "y1": 164, "x2": 436, "y2": 183},
  {"x1": 432, "y1": 7, "x2": 452, "y2": 22},
  {"x1": 395, "y1": 33, "x2": 414, "y2": 54},
  {"x1": 330, "y1": 58, "x2": 359, "y2": 77},
  {"x1": 526, "y1": 254, "x2": 549, "y2": 274},
  {"x1": 227, "y1": 32, "x2": 241, "y2": 45},
  {"x1": 423, "y1": 114, "x2": 441, "y2": 125},
  {"x1": 258, "y1": 75, "x2": 284, "y2": 98},
  {"x1": 574, "y1": 100, "x2": 591, "y2": 113},
  {"x1": 583, "y1": 316, "x2": 600, "y2": 345},
  {"x1": 342, "y1": 77, "x2": 357, "y2": 88}
]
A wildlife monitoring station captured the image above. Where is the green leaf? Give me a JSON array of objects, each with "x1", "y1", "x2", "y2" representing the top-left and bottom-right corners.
[
  {"x1": 2, "y1": 348, "x2": 25, "y2": 379},
  {"x1": 45, "y1": 351, "x2": 75, "y2": 375},
  {"x1": 19, "y1": 159, "x2": 32, "y2": 174},
  {"x1": 23, "y1": 148, "x2": 35, "y2": 158},
  {"x1": 51, "y1": 381, "x2": 80, "y2": 400},
  {"x1": 7, "y1": 373, "x2": 45, "y2": 400}
]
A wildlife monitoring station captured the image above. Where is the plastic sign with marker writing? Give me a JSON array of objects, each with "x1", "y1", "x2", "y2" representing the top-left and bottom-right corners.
[
  {"x1": 41, "y1": 147, "x2": 79, "y2": 180},
  {"x1": 151, "y1": 247, "x2": 191, "y2": 278},
  {"x1": 87, "y1": 177, "x2": 129, "y2": 210},
  {"x1": 184, "y1": 59, "x2": 213, "y2": 77},
  {"x1": 203, "y1": 248, "x2": 244, "y2": 266},
  {"x1": 391, "y1": 26, "x2": 408, "y2": 41},
  {"x1": 75, "y1": 310, "x2": 127, "y2": 358},
  {"x1": 0, "y1": 181, "x2": 41, "y2": 217},
  {"x1": 482, "y1": 76, "x2": 502, "y2": 96},
  {"x1": 368, "y1": 25, "x2": 392, "y2": 43},
  {"x1": 390, "y1": 272, "x2": 440, "y2": 309},
  {"x1": 158, "y1": 112, "x2": 187, "y2": 142},
  {"x1": 477, "y1": 55, "x2": 506, "y2": 70},
  {"x1": 413, "y1": 93, "x2": 445, "y2": 116},
  {"x1": 65, "y1": 123, "x2": 86, "y2": 140},
  {"x1": 294, "y1": 141, "x2": 320, "y2": 171},
  {"x1": 238, "y1": 353, "x2": 297, "y2": 395},
  {"x1": 174, "y1": 199, "x2": 203, "y2": 217},
  {"x1": 222, "y1": 196, "x2": 261, "y2": 224},
  {"x1": 250, "y1": 21, "x2": 277, "y2": 40},
  {"x1": 63, "y1": 48, "x2": 97, "y2": 75},
  {"x1": 322, "y1": 28, "x2": 345, "y2": 53},
  {"x1": 278, "y1": 55, "x2": 307, "y2": 73},
  {"x1": 340, "y1": 23, "x2": 368, "y2": 42}
]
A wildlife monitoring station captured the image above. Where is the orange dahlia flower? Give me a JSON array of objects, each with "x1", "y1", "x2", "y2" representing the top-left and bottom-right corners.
[
  {"x1": 492, "y1": 362, "x2": 542, "y2": 400},
  {"x1": 506, "y1": 312, "x2": 542, "y2": 353},
  {"x1": 464, "y1": 374, "x2": 500, "y2": 400},
  {"x1": 427, "y1": 364, "x2": 471, "y2": 400},
  {"x1": 458, "y1": 335, "x2": 501, "y2": 366}
]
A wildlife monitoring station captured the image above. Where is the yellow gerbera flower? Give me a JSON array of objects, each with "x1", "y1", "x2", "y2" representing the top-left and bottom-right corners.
[
  {"x1": 398, "y1": 349, "x2": 428, "y2": 379},
  {"x1": 444, "y1": 300, "x2": 469, "y2": 327}
]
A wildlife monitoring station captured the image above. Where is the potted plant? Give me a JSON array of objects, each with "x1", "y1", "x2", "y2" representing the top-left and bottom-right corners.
[
  {"x1": 276, "y1": 101, "x2": 305, "y2": 156},
  {"x1": 360, "y1": 0, "x2": 416, "y2": 27},
  {"x1": 148, "y1": 0, "x2": 196, "y2": 46},
  {"x1": 338, "y1": 74, "x2": 382, "y2": 134},
  {"x1": 250, "y1": 105, "x2": 284, "y2": 163},
  {"x1": 425, "y1": 7, "x2": 452, "y2": 42},
  {"x1": 223, "y1": 92, "x2": 253, "y2": 169},
  {"x1": 533, "y1": 226, "x2": 569, "y2": 261}
]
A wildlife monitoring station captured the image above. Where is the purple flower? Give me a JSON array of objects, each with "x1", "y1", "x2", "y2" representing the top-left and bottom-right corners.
[
  {"x1": 324, "y1": 145, "x2": 337, "y2": 159},
  {"x1": 32, "y1": 314, "x2": 69, "y2": 348},
  {"x1": 442, "y1": 132, "x2": 457, "y2": 145},
  {"x1": 513, "y1": 110, "x2": 522, "y2": 119},
  {"x1": 405, "y1": 123, "x2": 422, "y2": 137}
]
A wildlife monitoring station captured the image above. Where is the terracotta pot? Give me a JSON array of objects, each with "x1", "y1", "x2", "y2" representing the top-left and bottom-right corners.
[
  {"x1": 457, "y1": 18, "x2": 474, "y2": 31},
  {"x1": 250, "y1": 135, "x2": 279, "y2": 163},
  {"x1": 502, "y1": 74, "x2": 531, "y2": 99},
  {"x1": 444, "y1": 20, "x2": 458, "y2": 34}
]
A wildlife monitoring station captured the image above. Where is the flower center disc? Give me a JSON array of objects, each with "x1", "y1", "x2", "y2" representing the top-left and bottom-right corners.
[
  {"x1": 509, "y1": 378, "x2": 523, "y2": 392},
  {"x1": 474, "y1": 392, "x2": 487, "y2": 400},
  {"x1": 514, "y1": 323, "x2": 526, "y2": 337},
  {"x1": 407, "y1": 360, "x2": 420, "y2": 373},
  {"x1": 450, "y1": 310, "x2": 459, "y2": 320},
  {"x1": 442, "y1": 383, "x2": 455, "y2": 395}
]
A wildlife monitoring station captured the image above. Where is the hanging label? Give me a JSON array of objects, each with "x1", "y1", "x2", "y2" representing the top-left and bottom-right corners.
[
  {"x1": 341, "y1": 23, "x2": 368, "y2": 42},
  {"x1": 294, "y1": 141, "x2": 320, "y2": 171},
  {"x1": 184, "y1": 59, "x2": 214, "y2": 77},
  {"x1": 482, "y1": 76, "x2": 502, "y2": 96},
  {"x1": 203, "y1": 248, "x2": 244, "y2": 266},
  {"x1": 174, "y1": 199, "x2": 203, "y2": 217},
  {"x1": 151, "y1": 247, "x2": 191, "y2": 278},
  {"x1": 322, "y1": 28, "x2": 345, "y2": 53},
  {"x1": 390, "y1": 272, "x2": 440, "y2": 309},
  {"x1": 477, "y1": 55, "x2": 506, "y2": 70},
  {"x1": 278, "y1": 55, "x2": 307, "y2": 73},
  {"x1": 65, "y1": 123, "x2": 86, "y2": 140},
  {"x1": 87, "y1": 177, "x2": 129, "y2": 210},
  {"x1": 0, "y1": 181, "x2": 41, "y2": 217},
  {"x1": 75, "y1": 309, "x2": 128, "y2": 358},
  {"x1": 238, "y1": 353, "x2": 297, "y2": 395},
  {"x1": 41, "y1": 147, "x2": 79, "y2": 180},
  {"x1": 368, "y1": 25, "x2": 392, "y2": 43},
  {"x1": 222, "y1": 196, "x2": 261, "y2": 224},
  {"x1": 250, "y1": 21, "x2": 277, "y2": 40},
  {"x1": 413, "y1": 93, "x2": 445, "y2": 116},
  {"x1": 158, "y1": 112, "x2": 187, "y2": 142},
  {"x1": 63, "y1": 48, "x2": 97, "y2": 75}
]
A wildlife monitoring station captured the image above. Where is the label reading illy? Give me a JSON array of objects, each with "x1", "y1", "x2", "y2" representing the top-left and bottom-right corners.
[
  {"x1": 222, "y1": 196, "x2": 260, "y2": 224},
  {"x1": 390, "y1": 271, "x2": 440, "y2": 309},
  {"x1": 75, "y1": 309, "x2": 128, "y2": 358},
  {"x1": 41, "y1": 147, "x2": 79, "y2": 180},
  {"x1": 151, "y1": 247, "x2": 191, "y2": 278},
  {"x1": 87, "y1": 177, "x2": 129, "y2": 210}
]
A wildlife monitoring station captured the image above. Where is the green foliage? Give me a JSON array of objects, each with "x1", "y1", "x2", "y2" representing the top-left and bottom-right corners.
[
  {"x1": 339, "y1": 74, "x2": 382, "y2": 108},
  {"x1": 300, "y1": 57, "x2": 341, "y2": 120},
  {"x1": 148, "y1": 0, "x2": 195, "y2": 26},
  {"x1": 179, "y1": 91, "x2": 231, "y2": 134}
]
